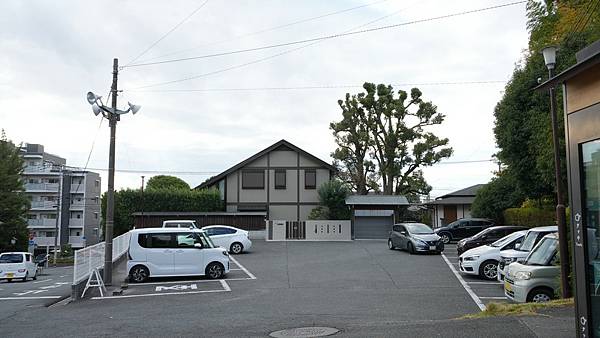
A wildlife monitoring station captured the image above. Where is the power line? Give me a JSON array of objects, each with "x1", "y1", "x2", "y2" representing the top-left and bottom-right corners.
[
  {"x1": 135, "y1": 0, "x2": 390, "y2": 64},
  {"x1": 577, "y1": 0, "x2": 599, "y2": 32},
  {"x1": 125, "y1": 1, "x2": 526, "y2": 69},
  {"x1": 124, "y1": 0, "x2": 210, "y2": 67},
  {"x1": 72, "y1": 117, "x2": 104, "y2": 195},
  {"x1": 130, "y1": 80, "x2": 506, "y2": 93},
  {"x1": 572, "y1": 0, "x2": 596, "y2": 33}
]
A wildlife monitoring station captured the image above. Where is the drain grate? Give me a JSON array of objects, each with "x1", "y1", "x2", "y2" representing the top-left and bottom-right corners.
[{"x1": 269, "y1": 327, "x2": 339, "y2": 338}]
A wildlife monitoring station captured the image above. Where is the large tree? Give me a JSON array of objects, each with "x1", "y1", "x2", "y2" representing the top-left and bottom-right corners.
[
  {"x1": 331, "y1": 83, "x2": 452, "y2": 197},
  {"x1": 0, "y1": 130, "x2": 30, "y2": 251},
  {"x1": 146, "y1": 175, "x2": 190, "y2": 191},
  {"x1": 330, "y1": 93, "x2": 378, "y2": 194}
]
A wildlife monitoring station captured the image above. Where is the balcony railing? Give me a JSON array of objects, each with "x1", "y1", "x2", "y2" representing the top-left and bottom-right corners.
[
  {"x1": 30, "y1": 201, "x2": 58, "y2": 209},
  {"x1": 25, "y1": 183, "x2": 59, "y2": 191},
  {"x1": 70, "y1": 202, "x2": 85, "y2": 209},
  {"x1": 70, "y1": 184, "x2": 85, "y2": 193},
  {"x1": 69, "y1": 218, "x2": 84, "y2": 227},
  {"x1": 69, "y1": 236, "x2": 86, "y2": 248},
  {"x1": 34, "y1": 237, "x2": 57, "y2": 247},
  {"x1": 27, "y1": 219, "x2": 57, "y2": 227},
  {"x1": 23, "y1": 165, "x2": 60, "y2": 173}
]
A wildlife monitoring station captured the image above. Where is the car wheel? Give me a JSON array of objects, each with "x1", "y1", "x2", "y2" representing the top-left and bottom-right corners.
[
  {"x1": 407, "y1": 242, "x2": 415, "y2": 255},
  {"x1": 388, "y1": 240, "x2": 395, "y2": 250},
  {"x1": 32, "y1": 270, "x2": 37, "y2": 281},
  {"x1": 439, "y1": 233, "x2": 451, "y2": 244},
  {"x1": 479, "y1": 260, "x2": 498, "y2": 280},
  {"x1": 230, "y1": 242, "x2": 244, "y2": 254},
  {"x1": 129, "y1": 265, "x2": 150, "y2": 283},
  {"x1": 22, "y1": 272, "x2": 28, "y2": 282},
  {"x1": 206, "y1": 262, "x2": 224, "y2": 279},
  {"x1": 527, "y1": 288, "x2": 553, "y2": 303}
]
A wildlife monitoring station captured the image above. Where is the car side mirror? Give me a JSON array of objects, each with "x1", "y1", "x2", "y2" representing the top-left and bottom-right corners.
[
  {"x1": 514, "y1": 243, "x2": 521, "y2": 249},
  {"x1": 194, "y1": 243, "x2": 203, "y2": 249},
  {"x1": 481, "y1": 235, "x2": 487, "y2": 240},
  {"x1": 400, "y1": 231, "x2": 407, "y2": 236}
]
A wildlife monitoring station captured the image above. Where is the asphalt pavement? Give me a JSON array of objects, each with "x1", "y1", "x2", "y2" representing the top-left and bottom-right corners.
[
  {"x1": 0, "y1": 240, "x2": 576, "y2": 337},
  {"x1": 0, "y1": 265, "x2": 73, "y2": 320}
]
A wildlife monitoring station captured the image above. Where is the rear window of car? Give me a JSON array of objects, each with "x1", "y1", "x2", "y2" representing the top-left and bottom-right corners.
[{"x1": 0, "y1": 254, "x2": 24, "y2": 263}]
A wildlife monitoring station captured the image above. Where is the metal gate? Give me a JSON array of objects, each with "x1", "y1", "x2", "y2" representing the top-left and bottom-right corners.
[{"x1": 286, "y1": 221, "x2": 305, "y2": 239}]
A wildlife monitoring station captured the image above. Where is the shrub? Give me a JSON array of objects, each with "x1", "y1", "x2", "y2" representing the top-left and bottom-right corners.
[
  {"x1": 101, "y1": 188, "x2": 223, "y2": 236},
  {"x1": 503, "y1": 207, "x2": 555, "y2": 227},
  {"x1": 471, "y1": 173, "x2": 525, "y2": 223},
  {"x1": 308, "y1": 180, "x2": 351, "y2": 220}
]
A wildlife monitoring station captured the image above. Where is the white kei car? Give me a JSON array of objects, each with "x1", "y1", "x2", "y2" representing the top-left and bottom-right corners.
[
  {"x1": 0, "y1": 252, "x2": 38, "y2": 282},
  {"x1": 459, "y1": 231, "x2": 526, "y2": 280},
  {"x1": 202, "y1": 225, "x2": 252, "y2": 254}
]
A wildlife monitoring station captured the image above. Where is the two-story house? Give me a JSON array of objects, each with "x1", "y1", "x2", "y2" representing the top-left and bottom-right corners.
[{"x1": 196, "y1": 140, "x2": 335, "y2": 221}]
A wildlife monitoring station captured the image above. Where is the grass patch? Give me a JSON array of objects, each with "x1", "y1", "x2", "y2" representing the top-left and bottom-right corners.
[{"x1": 461, "y1": 298, "x2": 574, "y2": 319}]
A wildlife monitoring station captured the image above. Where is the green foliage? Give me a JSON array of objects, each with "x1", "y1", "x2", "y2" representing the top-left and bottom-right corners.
[
  {"x1": 0, "y1": 130, "x2": 30, "y2": 252},
  {"x1": 330, "y1": 83, "x2": 452, "y2": 196},
  {"x1": 471, "y1": 173, "x2": 526, "y2": 224},
  {"x1": 146, "y1": 175, "x2": 190, "y2": 191},
  {"x1": 503, "y1": 207, "x2": 555, "y2": 227},
  {"x1": 494, "y1": 1, "x2": 600, "y2": 204},
  {"x1": 308, "y1": 180, "x2": 351, "y2": 220},
  {"x1": 101, "y1": 188, "x2": 223, "y2": 236}
]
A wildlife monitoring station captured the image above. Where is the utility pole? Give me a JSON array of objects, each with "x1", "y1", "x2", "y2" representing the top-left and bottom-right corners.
[
  {"x1": 549, "y1": 66, "x2": 571, "y2": 298},
  {"x1": 53, "y1": 171, "x2": 62, "y2": 266},
  {"x1": 141, "y1": 175, "x2": 145, "y2": 228},
  {"x1": 103, "y1": 58, "x2": 119, "y2": 286}
]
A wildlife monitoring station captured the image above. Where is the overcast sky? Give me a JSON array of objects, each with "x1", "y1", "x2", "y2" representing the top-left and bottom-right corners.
[{"x1": 0, "y1": 0, "x2": 529, "y2": 198}]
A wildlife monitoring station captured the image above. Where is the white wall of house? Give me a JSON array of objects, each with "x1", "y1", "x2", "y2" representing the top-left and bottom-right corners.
[{"x1": 433, "y1": 204, "x2": 472, "y2": 228}]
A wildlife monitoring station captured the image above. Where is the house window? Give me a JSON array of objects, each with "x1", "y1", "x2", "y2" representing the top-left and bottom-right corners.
[
  {"x1": 94, "y1": 212, "x2": 98, "y2": 219},
  {"x1": 305, "y1": 170, "x2": 316, "y2": 189},
  {"x1": 95, "y1": 180, "x2": 100, "y2": 188},
  {"x1": 242, "y1": 170, "x2": 264, "y2": 189},
  {"x1": 275, "y1": 170, "x2": 286, "y2": 189}
]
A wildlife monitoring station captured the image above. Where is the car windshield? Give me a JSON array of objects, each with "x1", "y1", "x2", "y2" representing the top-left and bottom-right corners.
[
  {"x1": 525, "y1": 237, "x2": 557, "y2": 266},
  {"x1": 519, "y1": 231, "x2": 543, "y2": 252},
  {"x1": 406, "y1": 224, "x2": 433, "y2": 234},
  {"x1": 0, "y1": 254, "x2": 23, "y2": 263},
  {"x1": 447, "y1": 220, "x2": 460, "y2": 228},
  {"x1": 472, "y1": 228, "x2": 493, "y2": 239},
  {"x1": 491, "y1": 232, "x2": 521, "y2": 248}
]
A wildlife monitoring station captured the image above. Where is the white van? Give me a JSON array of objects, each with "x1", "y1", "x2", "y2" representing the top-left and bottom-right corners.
[
  {"x1": 127, "y1": 228, "x2": 230, "y2": 283},
  {"x1": 0, "y1": 252, "x2": 38, "y2": 282}
]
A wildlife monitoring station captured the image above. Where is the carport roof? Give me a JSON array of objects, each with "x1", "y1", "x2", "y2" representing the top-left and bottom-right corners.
[{"x1": 345, "y1": 195, "x2": 409, "y2": 206}]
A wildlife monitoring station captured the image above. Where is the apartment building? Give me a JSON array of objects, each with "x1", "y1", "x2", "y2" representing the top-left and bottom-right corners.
[{"x1": 20, "y1": 143, "x2": 101, "y2": 252}]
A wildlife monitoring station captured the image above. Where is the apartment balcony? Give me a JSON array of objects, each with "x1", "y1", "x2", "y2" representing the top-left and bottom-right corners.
[
  {"x1": 70, "y1": 202, "x2": 85, "y2": 210},
  {"x1": 69, "y1": 218, "x2": 84, "y2": 227},
  {"x1": 69, "y1": 236, "x2": 86, "y2": 248},
  {"x1": 70, "y1": 184, "x2": 86, "y2": 193},
  {"x1": 25, "y1": 183, "x2": 59, "y2": 192},
  {"x1": 30, "y1": 201, "x2": 58, "y2": 210},
  {"x1": 34, "y1": 237, "x2": 57, "y2": 247},
  {"x1": 23, "y1": 165, "x2": 60, "y2": 174},
  {"x1": 27, "y1": 219, "x2": 57, "y2": 227}
]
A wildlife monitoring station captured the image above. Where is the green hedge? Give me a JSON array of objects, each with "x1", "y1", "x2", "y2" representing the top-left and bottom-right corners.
[
  {"x1": 503, "y1": 207, "x2": 555, "y2": 228},
  {"x1": 101, "y1": 188, "x2": 223, "y2": 236}
]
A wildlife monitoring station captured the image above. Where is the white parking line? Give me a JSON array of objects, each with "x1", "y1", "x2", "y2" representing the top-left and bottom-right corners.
[
  {"x1": 129, "y1": 279, "x2": 224, "y2": 286},
  {"x1": 479, "y1": 296, "x2": 507, "y2": 300},
  {"x1": 0, "y1": 296, "x2": 62, "y2": 300},
  {"x1": 33, "y1": 278, "x2": 53, "y2": 284},
  {"x1": 467, "y1": 281, "x2": 503, "y2": 285},
  {"x1": 441, "y1": 253, "x2": 486, "y2": 311},
  {"x1": 93, "y1": 279, "x2": 231, "y2": 300},
  {"x1": 229, "y1": 256, "x2": 256, "y2": 280}
]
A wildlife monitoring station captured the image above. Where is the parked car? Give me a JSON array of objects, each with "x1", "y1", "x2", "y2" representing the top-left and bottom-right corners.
[
  {"x1": 127, "y1": 228, "x2": 230, "y2": 283},
  {"x1": 504, "y1": 232, "x2": 559, "y2": 303},
  {"x1": 202, "y1": 225, "x2": 252, "y2": 254},
  {"x1": 497, "y1": 226, "x2": 558, "y2": 281},
  {"x1": 388, "y1": 223, "x2": 444, "y2": 254},
  {"x1": 434, "y1": 218, "x2": 495, "y2": 244},
  {"x1": 459, "y1": 230, "x2": 526, "y2": 280},
  {"x1": 162, "y1": 220, "x2": 198, "y2": 229},
  {"x1": 457, "y1": 225, "x2": 527, "y2": 255},
  {"x1": 0, "y1": 252, "x2": 38, "y2": 282}
]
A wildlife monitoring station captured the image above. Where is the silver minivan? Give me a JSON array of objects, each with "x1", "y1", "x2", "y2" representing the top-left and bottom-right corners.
[{"x1": 504, "y1": 233, "x2": 560, "y2": 302}]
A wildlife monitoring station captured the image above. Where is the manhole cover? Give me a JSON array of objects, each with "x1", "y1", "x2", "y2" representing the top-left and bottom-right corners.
[{"x1": 269, "y1": 327, "x2": 339, "y2": 338}]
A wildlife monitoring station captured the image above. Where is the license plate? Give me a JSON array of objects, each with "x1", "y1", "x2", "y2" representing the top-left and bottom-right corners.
[
  {"x1": 429, "y1": 246, "x2": 436, "y2": 250},
  {"x1": 7, "y1": 273, "x2": 13, "y2": 278},
  {"x1": 504, "y1": 281, "x2": 512, "y2": 292}
]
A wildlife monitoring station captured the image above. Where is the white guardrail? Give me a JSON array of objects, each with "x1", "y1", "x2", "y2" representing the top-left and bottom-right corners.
[{"x1": 73, "y1": 232, "x2": 130, "y2": 285}]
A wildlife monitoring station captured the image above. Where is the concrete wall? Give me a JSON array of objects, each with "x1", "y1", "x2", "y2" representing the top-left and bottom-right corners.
[
  {"x1": 566, "y1": 63, "x2": 600, "y2": 113},
  {"x1": 269, "y1": 205, "x2": 297, "y2": 220}
]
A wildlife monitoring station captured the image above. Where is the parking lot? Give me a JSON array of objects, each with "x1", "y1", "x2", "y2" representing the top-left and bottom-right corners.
[
  {"x1": 442, "y1": 244, "x2": 508, "y2": 309},
  {"x1": 0, "y1": 265, "x2": 73, "y2": 321}
]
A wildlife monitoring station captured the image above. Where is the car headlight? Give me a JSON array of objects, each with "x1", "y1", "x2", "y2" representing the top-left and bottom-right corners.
[
  {"x1": 502, "y1": 257, "x2": 516, "y2": 264},
  {"x1": 513, "y1": 271, "x2": 532, "y2": 280},
  {"x1": 463, "y1": 255, "x2": 479, "y2": 261}
]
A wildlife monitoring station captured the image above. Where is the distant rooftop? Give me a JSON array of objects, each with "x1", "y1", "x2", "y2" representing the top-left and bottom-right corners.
[{"x1": 345, "y1": 195, "x2": 409, "y2": 206}]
